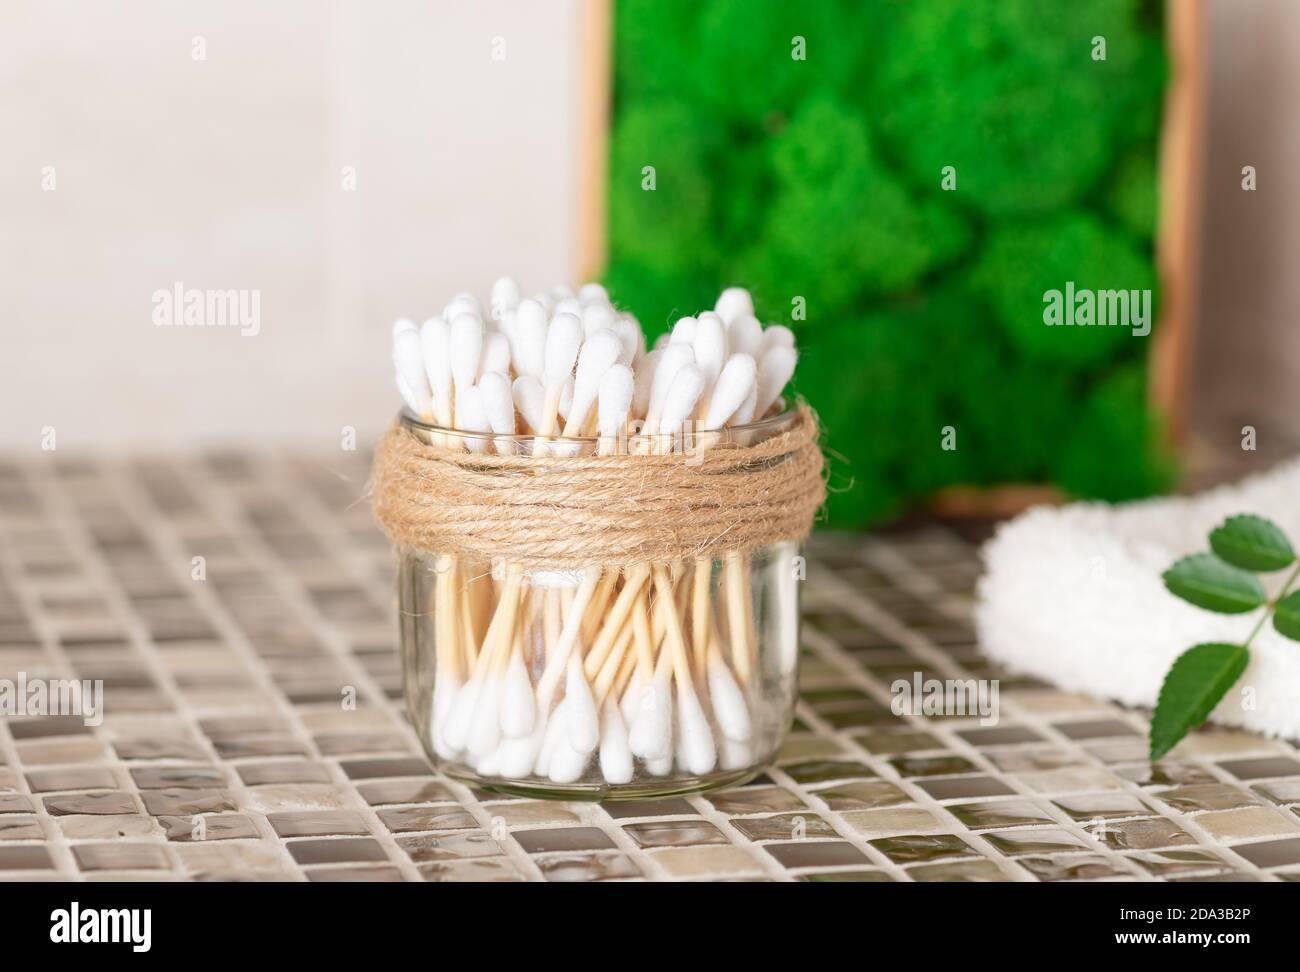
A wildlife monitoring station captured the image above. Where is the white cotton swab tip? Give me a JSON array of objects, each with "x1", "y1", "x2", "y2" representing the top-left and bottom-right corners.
[
  {"x1": 567, "y1": 327, "x2": 622, "y2": 431},
  {"x1": 544, "y1": 312, "x2": 583, "y2": 389},
  {"x1": 703, "y1": 353, "x2": 757, "y2": 429},
  {"x1": 676, "y1": 682, "x2": 717, "y2": 775},
  {"x1": 512, "y1": 375, "x2": 545, "y2": 433},
  {"x1": 449, "y1": 313, "x2": 483, "y2": 391},
  {"x1": 659, "y1": 363, "x2": 706, "y2": 438},
  {"x1": 598, "y1": 702, "x2": 633, "y2": 785},
  {"x1": 631, "y1": 348, "x2": 662, "y2": 421},
  {"x1": 579, "y1": 282, "x2": 609, "y2": 305},
  {"x1": 597, "y1": 364, "x2": 634, "y2": 441},
  {"x1": 755, "y1": 345, "x2": 798, "y2": 420},
  {"x1": 692, "y1": 313, "x2": 727, "y2": 388},
  {"x1": 645, "y1": 343, "x2": 695, "y2": 425},
  {"x1": 392, "y1": 327, "x2": 431, "y2": 416},
  {"x1": 669, "y1": 315, "x2": 697, "y2": 345},
  {"x1": 564, "y1": 654, "x2": 599, "y2": 754},
  {"x1": 490, "y1": 276, "x2": 520, "y2": 321},
  {"x1": 392, "y1": 317, "x2": 418, "y2": 340},
  {"x1": 614, "y1": 317, "x2": 642, "y2": 365},
  {"x1": 500, "y1": 651, "x2": 536, "y2": 738},
  {"x1": 454, "y1": 385, "x2": 490, "y2": 453},
  {"x1": 707, "y1": 653, "x2": 752, "y2": 742},
  {"x1": 478, "y1": 372, "x2": 517, "y2": 450},
  {"x1": 728, "y1": 314, "x2": 764, "y2": 359},
  {"x1": 761, "y1": 324, "x2": 795, "y2": 352},
  {"x1": 480, "y1": 331, "x2": 511, "y2": 378},
  {"x1": 512, "y1": 298, "x2": 548, "y2": 380},
  {"x1": 715, "y1": 287, "x2": 754, "y2": 325},
  {"x1": 581, "y1": 302, "x2": 615, "y2": 339}
]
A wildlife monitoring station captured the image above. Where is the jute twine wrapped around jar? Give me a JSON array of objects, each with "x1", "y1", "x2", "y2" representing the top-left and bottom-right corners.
[{"x1": 371, "y1": 404, "x2": 825, "y2": 570}]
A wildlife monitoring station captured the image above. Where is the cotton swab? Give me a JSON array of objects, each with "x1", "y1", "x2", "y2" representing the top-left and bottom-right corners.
[
  {"x1": 714, "y1": 287, "x2": 754, "y2": 325},
  {"x1": 754, "y1": 345, "x2": 798, "y2": 420},
  {"x1": 481, "y1": 331, "x2": 511, "y2": 377},
  {"x1": 454, "y1": 385, "x2": 490, "y2": 454},
  {"x1": 639, "y1": 343, "x2": 694, "y2": 440},
  {"x1": 511, "y1": 298, "x2": 548, "y2": 380},
  {"x1": 420, "y1": 317, "x2": 454, "y2": 428},
  {"x1": 703, "y1": 353, "x2": 757, "y2": 430},
  {"x1": 693, "y1": 313, "x2": 727, "y2": 393},
  {"x1": 727, "y1": 315, "x2": 764, "y2": 360},
  {"x1": 598, "y1": 701, "x2": 633, "y2": 784},
  {"x1": 535, "y1": 311, "x2": 582, "y2": 442},
  {"x1": 631, "y1": 348, "x2": 662, "y2": 422},
  {"x1": 657, "y1": 363, "x2": 706, "y2": 450},
  {"x1": 490, "y1": 276, "x2": 520, "y2": 322},
  {"x1": 562, "y1": 327, "x2": 622, "y2": 437},
  {"x1": 393, "y1": 324, "x2": 432, "y2": 420},
  {"x1": 597, "y1": 364, "x2": 634, "y2": 456},
  {"x1": 512, "y1": 376, "x2": 545, "y2": 434},
  {"x1": 449, "y1": 313, "x2": 483, "y2": 429},
  {"x1": 478, "y1": 372, "x2": 516, "y2": 454},
  {"x1": 669, "y1": 315, "x2": 697, "y2": 345},
  {"x1": 578, "y1": 282, "x2": 609, "y2": 305},
  {"x1": 581, "y1": 301, "x2": 616, "y2": 339},
  {"x1": 761, "y1": 324, "x2": 795, "y2": 352}
]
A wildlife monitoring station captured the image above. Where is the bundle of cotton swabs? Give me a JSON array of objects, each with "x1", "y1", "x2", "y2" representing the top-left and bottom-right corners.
[{"x1": 390, "y1": 279, "x2": 798, "y2": 786}]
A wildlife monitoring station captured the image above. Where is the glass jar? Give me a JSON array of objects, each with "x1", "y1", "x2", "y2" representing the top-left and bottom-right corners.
[{"x1": 395, "y1": 413, "x2": 806, "y2": 800}]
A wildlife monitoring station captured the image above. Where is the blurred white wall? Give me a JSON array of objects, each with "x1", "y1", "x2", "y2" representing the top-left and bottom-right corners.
[
  {"x1": 1191, "y1": 0, "x2": 1300, "y2": 473},
  {"x1": 0, "y1": 0, "x2": 584, "y2": 452}
]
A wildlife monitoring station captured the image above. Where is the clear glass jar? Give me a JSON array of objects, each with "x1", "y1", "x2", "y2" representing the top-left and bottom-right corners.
[{"x1": 396, "y1": 413, "x2": 804, "y2": 800}]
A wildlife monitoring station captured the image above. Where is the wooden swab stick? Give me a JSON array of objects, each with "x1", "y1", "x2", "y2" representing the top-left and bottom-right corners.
[
  {"x1": 582, "y1": 564, "x2": 649, "y2": 679},
  {"x1": 532, "y1": 569, "x2": 600, "y2": 707}
]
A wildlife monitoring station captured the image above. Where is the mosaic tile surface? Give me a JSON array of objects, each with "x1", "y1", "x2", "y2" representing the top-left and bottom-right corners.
[{"x1": 1, "y1": 452, "x2": 1299, "y2": 881}]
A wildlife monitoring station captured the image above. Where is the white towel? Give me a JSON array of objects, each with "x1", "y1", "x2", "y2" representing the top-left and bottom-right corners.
[{"x1": 975, "y1": 457, "x2": 1300, "y2": 740}]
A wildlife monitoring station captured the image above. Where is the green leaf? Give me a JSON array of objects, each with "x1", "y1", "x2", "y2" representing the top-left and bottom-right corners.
[
  {"x1": 1274, "y1": 591, "x2": 1300, "y2": 642},
  {"x1": 1162, "y1": 554, "x2": 1267, "y2": 614},
  {"x1": 1209, "y1": 514, "x2": 1296, "y2": 572},
  {"x1": 1150, "y1": 643, "x2": 1249, "y2": 761}
]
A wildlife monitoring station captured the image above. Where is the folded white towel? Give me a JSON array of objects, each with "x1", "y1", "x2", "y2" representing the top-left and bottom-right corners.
[{"x1": 975, "y1": 457, "x2": 1300, "y2": 740}]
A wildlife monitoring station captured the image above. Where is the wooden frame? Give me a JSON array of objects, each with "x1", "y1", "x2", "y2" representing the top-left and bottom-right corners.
[{"x1": 576, "y1": 0, "x2": 1206, "y2": 519}]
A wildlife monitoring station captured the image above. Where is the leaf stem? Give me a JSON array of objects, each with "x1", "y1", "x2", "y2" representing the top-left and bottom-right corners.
[{"x1": 1244, "y1": 560, "x2": 1300, "y2": 648}]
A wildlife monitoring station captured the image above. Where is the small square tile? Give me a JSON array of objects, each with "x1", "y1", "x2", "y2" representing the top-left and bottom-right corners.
[
  {"x1": 398, "y1": 832, "x2": 503, "y2": 863},
  {"x1": 357, "y1": 779, "x2": 456, "y2": 806},
  {"x1": 25, "y1": 765, "x2": 117, "y2": 792},
  {"x1": 811, "y1": 780, "x2": 911, "y2": 812},
  {"x1": 915, "y1": 776, "x2": 1016, "y2": 801},
  {"x1": 1127, "y1": 849, "x2": 1228, "y2": 877},
  {"x1": 1018, "y1": 853, "x2": 1132, "y2": 881},
  {"x1": 140, "y1": 788, "x2": 235, "y2": 816},
  {"x1": 0, "y1": 794, "x2": 34, "y2": 814},
  {"x1": 160, "y1": 814, "x2": 259, "y2": 841},
  {"x1": 1116, "y1": 761, "x2": 1217, "y2": 787},
  {"x1": 1053, "y1": 719, "x2": 1139, "y2": 740},
  {"x1": 58, "y1": 814, "x2": 160, "y2": 839},
  {"x1": 236, "y1": 761, "x2": 331, "y2": 785},
  {"x1": 799, "y1": 869, "x2": 894, "y2": 882},
  {"x1": 0, "y1": 845, "x2": 55, "y2": 870},
  {"x1": 514, "y1": 827, "x2": 617, "y2": 853},
  {"x1": 0, "y1": 816, "x2": 43, "y2": 840},
  {"x1": 1218, "y1": 757, "x2": 1300, "y2": 781},
  {"x1": 603, "y1": 797, "x2": 698, "y2": 819},
  {"x1": 888, "y1": 754, "x2": 977, "y2": 777},
  {"x1": 729, "y1": 814, "x2": 836, "y2": 841},
  {"x1": 1195, "y1": 807, "x2": 1300, "y2": 842},
  {"x1": 74, "y1": 843, "x2": 171, "y2": 872},
  {"x1": 781, "y1": 760, "x2": 875, "y2": 785},
  {"x1": 1052, "y1": 793, "x2": 1152, "y2": 821},
  {"x1": 44, "y1": 791, "x2": 136, "y2": 816},
  {"x1": 288, "y1": 838, "x2": 389, "y2": 865},
  {"x1": 765, "y1": 840, "x2": 869, "y2": 869},
  {"x1": 983, "y1": 827, "x2": 1089, "y2": 856},
  {"x1": 1230, "y1": 837, "x2": 1300, "y2": 869},
  {"x1": 5, "y1": 716, "x2": 91, "y2": 739},
  {"x1": 853, "y1": 729, "x2": 942, "y2": 755},
  {"x1": 652, "y1": 845, "x2": 763, "y2": 878},
  {"x1": 129, "y1": 765, "x2": 225, "y2": 790},
  {"x1": 908, "y1": 858, "x2": 1008, "y2": 882},
  {"x1": 338, "y1": 757, "x2": 432, "y2": 780},
  {"x1": 870, "y1": 833, "x2": 976, "y2": 865},
  {"x1": 268, "y1": 811, "x2": 369, "y2": 838},
  {"x1": 1253, "y1": 779, "x2": 1300, "y2": 805},
  {"x1": 1089, "y1": 817, "x2": 1196, "y2": 851},
  {"x1": 956, "y1": 726, "x2": 1045, "y2": 747},
  {"x1": 420, "y1": 858, "x2": 526, "y2": 882},
  {"x1": 537, "y1": 853, "x2": 641, "y2": 882},
  {"x1": 705, "y1": 787, "x2": 804, "y2": 816},
  {"x1": 842, "y1": 807, "x2": 945, "y2": 836},
  {"x1": 309, "y1": 866, "x2": 406, "y2": 882},
  {"x1": 484, "y1": 802, "x2": 580, "y2": 827},
  {"x1": 377, "y1": 806, "x2": 478, "y2": 833},
  {"x1": 947, "y1": 800, "x2": 1055, "y2": 831}
]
